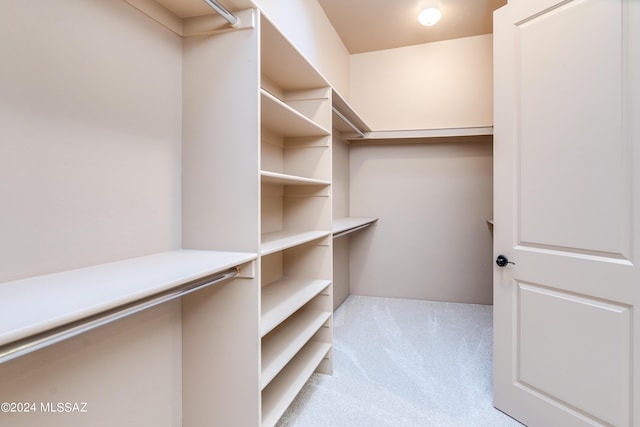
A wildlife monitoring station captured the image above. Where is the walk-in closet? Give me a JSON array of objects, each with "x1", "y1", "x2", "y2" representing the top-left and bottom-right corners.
[{"x1": 1, "y1": 0, "x2": 638, "y2": 426}]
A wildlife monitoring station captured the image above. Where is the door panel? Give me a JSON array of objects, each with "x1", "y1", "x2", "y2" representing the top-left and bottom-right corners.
[
  {"x1": 493, "y1": 0, "x2": 639, "y2": 426},
  {"x1": 518, "y1": 283, "x2": 631, "y2": 426},
  {"x1": 518, "y1": 0, "x2": 628, "y2": 258}
]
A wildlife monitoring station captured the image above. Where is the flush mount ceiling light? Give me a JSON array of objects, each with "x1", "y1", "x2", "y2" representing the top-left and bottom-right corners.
[{"x1": 418, "y1": 7, "x2": 441, "y2": 26}]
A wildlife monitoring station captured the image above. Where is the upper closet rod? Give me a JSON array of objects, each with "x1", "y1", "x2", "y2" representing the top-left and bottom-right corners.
[
  {"x1": 333, "y1": 107, "x2": 366, "y2": 139},
  {"x1": 203, "y1": 0, "x2": 241, "y2": 27}
]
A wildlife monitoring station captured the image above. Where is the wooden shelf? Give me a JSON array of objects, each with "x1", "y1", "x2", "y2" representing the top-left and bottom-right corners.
[
  {"x1": 261, "y1": 89, "x2": 330, "y2": 137},
  {"x1": 261, "y1": 171, "x2": 331, "y2": 186},
  {"x1": 261, "y1": 278, "x2": 331, "y2": 336},
  {"x1": 332, "y1": 217, "x2": 378, "y2": 238},
  {"x1": 0, "y1": 250, "x2": 257, "y2": 347},
  {"x1": 261, "y1": 340, "x2": 331, "y2": 427},
  {"x1": 261, "y1": 231, "x2": 331, "y2": 256},
  {"x1": 261, "y1": 308, "x2": 331, "y2": 389}
]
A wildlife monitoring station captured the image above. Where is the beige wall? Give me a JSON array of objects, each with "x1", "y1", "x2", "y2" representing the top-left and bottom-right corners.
[
  {"x1": 0, "y1": 1, "x2": 183, "y2": 425},
  {"x1": 255, "y1": 0, "x2": 350, "y2": 96},
  {"x1": 0, "y1": 0, "x2": 183, "y2": 282},
  {"x1": 349, "y1": 140, "x2": 494, "y2": 304},
  {"x1": 346, "y1": 34, "x2": 495, "y2": 304},
  {"x1": 350, "y1": 34, "x2": 493, "y2": 131}
]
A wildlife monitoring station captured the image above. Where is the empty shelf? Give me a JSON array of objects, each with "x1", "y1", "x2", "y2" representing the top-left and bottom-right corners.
[
  {"x1": 261, "y1": 89, "x2": 330, "y2": 137},
  {"x1": 261, "y1": 308, "x2": 331, "y2": 389},
  {"x1": 261, "y1": 340, "x2": 331, "y2": 427},
  {"x1": 261, "y1": 171, "x2": 330, "y2": 186},
  {"x1": 346, "y1": 126, "x2": 494, "y2": 144},
  {"x1": 261, "y1": 278, "x2": 331, "y2": 336},
  {"x1": 332, "y1": 217, "x2": 378, "y2": 238},
  {"x1": 261, "y1": 15, "x2": 329, "y2": 91},
  {"x1": 261, "y1": 231, "x2": 331, "y2": 255}
]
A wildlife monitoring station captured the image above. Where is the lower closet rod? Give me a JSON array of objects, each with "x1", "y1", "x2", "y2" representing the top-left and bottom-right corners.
[{"x1": 0, "y1": 267, "x2": 239, "y2": 364}]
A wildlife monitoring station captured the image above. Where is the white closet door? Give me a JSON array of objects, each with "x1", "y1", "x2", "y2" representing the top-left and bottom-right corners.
[{"x1": 493, "y1": 0, "x2": 639, "y2": 426}]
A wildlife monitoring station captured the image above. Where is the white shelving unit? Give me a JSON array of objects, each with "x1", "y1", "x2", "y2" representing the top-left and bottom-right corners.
[
  {"x1": 3, "y1": 1, "x2": 378, "y2": 426},
  {"x1": 259, "y1": 13, "x2": 333, "y2": 427}
]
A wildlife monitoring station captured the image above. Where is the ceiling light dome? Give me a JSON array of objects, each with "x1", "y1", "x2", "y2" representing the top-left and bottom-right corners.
[{"x1": 418, "y1": 7, "x2": 441, "y2": 26}]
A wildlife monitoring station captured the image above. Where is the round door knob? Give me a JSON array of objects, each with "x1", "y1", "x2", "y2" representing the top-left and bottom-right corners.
[{"x1": 496, "y1": 255, "x2": 515, "y2": 267}]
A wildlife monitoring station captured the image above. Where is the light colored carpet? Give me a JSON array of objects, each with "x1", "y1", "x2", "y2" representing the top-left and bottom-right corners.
[{"x1": 277, "y1": 295, "x2": 523, "y2": 427}]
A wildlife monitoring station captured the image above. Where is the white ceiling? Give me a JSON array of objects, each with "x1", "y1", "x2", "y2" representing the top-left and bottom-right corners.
[{"x1": 316, "y1": 0, "x2": 507, "y2": 54}]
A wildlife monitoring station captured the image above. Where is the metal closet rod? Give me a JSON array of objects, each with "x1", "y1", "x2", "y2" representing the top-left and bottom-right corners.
[
  {"x1": 333, "y1": 223, "x2": 371, "y2": 239},
  {"x1": 0, "y1": 267, "x2": 239, "y2": 364},
  {"x1": 203, "y1": 0, "x2": 240, "y2": 27},
  {"x1": 332, "y1": 107, "x2": 366, "y2": 139}
]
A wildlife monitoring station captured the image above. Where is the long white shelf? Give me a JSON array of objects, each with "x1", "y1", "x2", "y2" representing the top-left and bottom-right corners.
[
  {"x1": 332, "y1": 217, "x2": 378, "y2": 238},
  {"x1": 0, "y1": 250, "x2": 257, "y2": 348},
  {"x1": 261, "y1": 89, "x2": 330, "y2": 137},
  {"x1": 261, "y1": 308, "x2": 331, "y2": 389},
  {"x1": 261, "y1": 171, "x2": 331, "y2": 186},
  {"x1": 261, "y1": 340, "x2": 331, "y2": 427},
  {"x1": 261, "y1": 278, "x2": 331, "y2": 336},
  {"x1": 261, "y1": 230, "x2": 331, "y2": 256},
  {"x1": 346, "y1": 126, "x2": 494, "y2": 144}
]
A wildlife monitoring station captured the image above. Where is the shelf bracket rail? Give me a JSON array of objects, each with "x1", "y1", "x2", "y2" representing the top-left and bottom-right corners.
[
  {"x1": 332, "y1": 107, "x2": 366, "y2": 139},
  {"x1": 203, "y1": 0, "x2": 241, "y2": 28},
  {"x1": 0, "y1": 267, "x2": 239, "y2": 364}
]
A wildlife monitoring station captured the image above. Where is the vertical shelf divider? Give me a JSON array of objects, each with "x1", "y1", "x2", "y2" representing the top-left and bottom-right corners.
[{"x1": 181, "y1": 13, "x2": 261, "y2": 427}]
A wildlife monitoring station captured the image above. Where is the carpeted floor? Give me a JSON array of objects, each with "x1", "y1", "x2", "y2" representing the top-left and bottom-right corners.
[{"x1": 277, "y1": 295, "x2": 523, "y2": 427}]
